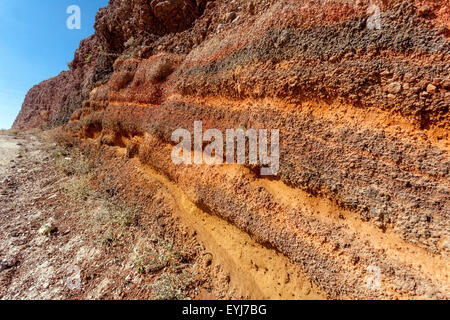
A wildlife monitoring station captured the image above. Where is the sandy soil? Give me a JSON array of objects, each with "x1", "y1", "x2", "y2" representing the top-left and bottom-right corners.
[
  {"x1": 0, "y1": 132, "x2": 107, "y2": 299},
  {"x1": 0, "y1": 135, "x2": 21, "y2": 176}
]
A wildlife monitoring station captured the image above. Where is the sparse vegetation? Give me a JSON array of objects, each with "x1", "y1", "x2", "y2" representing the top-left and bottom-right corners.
[
  {"x1": 23, "y1": 128, "x2": 42, "y2": 135},
  {"x1": 43, "y1": 127, "x2": 74, "y2": 148},
  {"x1": 56, "y1": 156, "x2": 75, "y2": 176},
  {"x1": 105, "y1": 203, "x2": 136, "y2": 228},
  {"x1": 133, "y1": 238, "x2": 197, "y2": 300},
  {"x1": 44, "y1": 128, "x2": 198, "y2": 300},
  {"x1": 55, "y1": 151, "x2": 94, "y2": 178},
  {"x1": 100, "y1": 227, "x2": 118, "y2": 247},
  {"x1": 0, "y1": 129, "x2": 19, "y2": 135},
  {"x1": 63, "y1": 176, "x2": 92, "y2": 201},
  {"x1": 85, "y1": 52, "x2": 93, "y2": 63},
  {"x1": 151, "y1": 270, "x2": 195, "y2": 300},
  {"x1": 135, "y1": 239, "x2": 184, "y2": 275}
]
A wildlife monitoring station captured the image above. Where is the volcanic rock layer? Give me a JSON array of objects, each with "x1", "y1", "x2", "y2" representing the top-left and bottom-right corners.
[{"x1": 14, "y1": 0, "x2": 450, "y2": 299}]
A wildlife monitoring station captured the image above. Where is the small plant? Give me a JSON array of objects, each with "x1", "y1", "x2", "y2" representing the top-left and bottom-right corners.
[
  {"x1": 110, "y1": 205, "x2": 135, "y2": 228},
  {"x1": 101, "y1": 228, "x2": 118, "y2": 247},
  {"x1": 134, "y1": 239, "x2": 196, "y2": 299},
  {"x1": 85, "y1": 52, "x2": 92, "y2": 63},
  {"x1": 124, "y1": 37, "x2": 135, "y2": 48},
  {"x1": 137, "y1": 263, "x2": 146, "y2": 275},
  {"x1": 63, "y1": 176, "x2": 91, "y2": 201},
  {"x1": 134, "y1": 239, "x2": 185, "y2": 275},
  {"x1": 39, "y1": 223, "x2": 57, "y2": 237},
  {"x1": 85, "y1": 201, "x2": 137, "y2": 249},
  {"x1": 45, "y1": 127, "x2": 74, "y2": 148},
  {"x1": 135, "y1": 247, "x2": 166, "y2": 274},
  {"x1": 100, "y1": 200, "x2": 136, "y2": 228},
  {"x1": 76, "y1": 157, "x2": 95, "y2": 176},
  {"x1": 56, "y1": 156, "x2": 75, "y2": 176},
  {"x1": 151, "y1": 270, "x2": 195, "y2": 300}
]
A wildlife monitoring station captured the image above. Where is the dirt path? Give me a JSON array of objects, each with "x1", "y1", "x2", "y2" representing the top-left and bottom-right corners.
[
  {"x1": 0, "y1": 132, "x2": 69, "y2": 299},
  {"x1": 0, "y1": 132, "x2": 112, "y2": 299},
  {"x1": 0, "y1": 132, "x2": 198, "y2": 300},
  {"x1": 0, "y1": 134, "x2": 21, "y2": 176}
]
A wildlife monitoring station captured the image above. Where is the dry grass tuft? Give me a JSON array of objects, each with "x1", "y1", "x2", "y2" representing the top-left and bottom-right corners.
[{"x1": 43, "y1": 127, "x2": 74, "y2": 148}]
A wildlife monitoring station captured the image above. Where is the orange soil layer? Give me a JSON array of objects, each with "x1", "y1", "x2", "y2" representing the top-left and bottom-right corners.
[
  {"x1": 67, "y1": 90, "x2": 450, "y2": 298},
  {"x1": 72, "y1": 128, "x2": 448, "y2": 299}
]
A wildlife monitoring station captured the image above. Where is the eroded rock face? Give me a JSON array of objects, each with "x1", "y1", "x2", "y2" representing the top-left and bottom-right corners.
[
  {"x1": 14, "y1": 0, "x2": 450, "y2": 299},
  {"x1": 151, "y1": 0, "x2": 206, "y2": 32},
  {"x1": 13, "y1": 35, "x2": 109, "y2": 130},
  {"x1": 13, "y1": 0, "x2": 209, "y2": 130},
  {"x1": 94, "y1": 0, "x2": 207, "y2": 52}
]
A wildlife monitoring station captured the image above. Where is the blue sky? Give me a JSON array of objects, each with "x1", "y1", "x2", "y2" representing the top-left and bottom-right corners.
[{"x1": 0, "y1": 0, "x2": 108, "y2": 129}]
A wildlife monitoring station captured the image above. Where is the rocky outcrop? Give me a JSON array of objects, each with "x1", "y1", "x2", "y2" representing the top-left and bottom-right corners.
[
  {"x1": 12, "y1": 35, "x2": 109, "y2": 130},
  {"x1": 15, "y1": 0, "x2": 450, "y2": 299},
  {"x1": 94, "y1": 0, "x2": 208, "y2": 52},
  {"x1": 13, "y1": 0, "x2": 209, "y2": 130}
]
